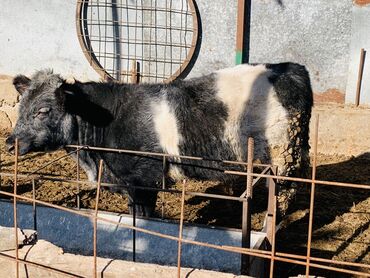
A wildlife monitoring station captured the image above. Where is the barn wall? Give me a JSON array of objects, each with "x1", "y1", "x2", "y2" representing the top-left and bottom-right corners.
[
  {"x1": 0, "y1": 1, "x2": 362, "y2": 91},
  {"x1": 247, "y1": 0, "x2": 353, "y2": 103},
  {"x1": 1, "y1": 1, "x2": 370, "y2": 148}
]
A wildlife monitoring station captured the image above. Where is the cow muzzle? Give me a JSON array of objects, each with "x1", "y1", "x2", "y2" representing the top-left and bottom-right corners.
[{"x1": 5, "y1": 136, "x2": 15, "y2": 154}]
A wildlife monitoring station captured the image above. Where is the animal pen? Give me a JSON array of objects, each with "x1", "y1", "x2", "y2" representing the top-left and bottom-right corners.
[
  {"x1": 0, "y1": 0, "x2": 370, "y2": 277},
  {"x1": 0, "y1": 116, "x2": 369, "y2": 277}
]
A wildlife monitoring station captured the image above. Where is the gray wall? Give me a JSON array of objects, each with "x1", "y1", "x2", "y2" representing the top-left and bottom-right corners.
[
  {"x1": 346, "y1": 4, "x2": 370, "y2": 104},
  {"x1": 248, "y1": 0, "x2": 353, "y2": 95},
  {"x1": 0, "y1": 1, "x2": 369, "y2": 103},
  {"x1": 0, "y1": 0, "x2": 98, "y2": 81}
]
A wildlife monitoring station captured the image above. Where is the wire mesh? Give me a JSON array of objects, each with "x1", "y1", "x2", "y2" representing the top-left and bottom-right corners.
[{"x1": 76, "y1": 0, "x2": 198, "y2": 83}]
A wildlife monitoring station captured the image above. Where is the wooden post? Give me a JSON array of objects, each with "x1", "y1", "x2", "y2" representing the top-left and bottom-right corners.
[{"x1": 355, "y1": 48, "x2": 366, "y2": 107}]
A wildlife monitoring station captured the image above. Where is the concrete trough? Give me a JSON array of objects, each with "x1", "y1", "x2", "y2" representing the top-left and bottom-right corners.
[{"x1": 0, "y1": 199, "x2": 267, "y2": 275}]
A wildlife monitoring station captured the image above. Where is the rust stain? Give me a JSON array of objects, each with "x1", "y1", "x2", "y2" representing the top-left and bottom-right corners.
[
  {"x1": 353, "y1": 0, "x2": 370, "y2": 6},
  {"x1": 314, "y1": 88, "x2": 345, "y2": 104}
]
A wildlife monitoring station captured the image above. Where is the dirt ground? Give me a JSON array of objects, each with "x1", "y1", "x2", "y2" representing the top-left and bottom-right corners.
[{"x1": 0, "y1": 135, "x2": 369, "y2": 278}]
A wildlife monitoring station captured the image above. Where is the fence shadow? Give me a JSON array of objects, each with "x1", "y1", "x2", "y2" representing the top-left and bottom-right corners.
[{"x1": 274, "y1": 152, "x2": 370, "y2": 277}]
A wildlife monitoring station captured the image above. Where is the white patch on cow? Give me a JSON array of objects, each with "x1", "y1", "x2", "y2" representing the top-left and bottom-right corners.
[
  {"x1": 151, "y1": 99, "x2": 184, "y2": 181},
  {"x1": 215, "y1": 64, "x2": 289, "y2": 172},
  {"x1": 71, "y1": 153, "x2": 97, "y2": 182}
]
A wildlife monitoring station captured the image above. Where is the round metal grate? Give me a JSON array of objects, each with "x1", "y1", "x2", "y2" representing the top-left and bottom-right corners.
[{"x1": 76, "y1": 0, "x2": 199, "y2": 83}]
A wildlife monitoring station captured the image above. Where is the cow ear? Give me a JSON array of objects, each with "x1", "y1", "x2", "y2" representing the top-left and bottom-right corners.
[
  {"x1": 60, "y1": 82, "x2": 77, "y2": 97},
  {"x1": 13, "y1": 75, "x2": 31, "y2": 95}
]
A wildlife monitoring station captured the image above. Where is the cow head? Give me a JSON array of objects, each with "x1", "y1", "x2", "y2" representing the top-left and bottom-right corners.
[{"x1": 6, "y1": 70, "x2": 77, "y2": 155}]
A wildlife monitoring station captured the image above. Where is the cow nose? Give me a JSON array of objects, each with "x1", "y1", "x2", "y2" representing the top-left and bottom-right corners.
[{"x1": 5, "y1": 137, "x2": 15, "y2": 153}]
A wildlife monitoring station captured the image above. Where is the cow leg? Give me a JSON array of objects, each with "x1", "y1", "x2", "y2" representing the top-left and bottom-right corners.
[
  {"x1": 114, "y1": 173, "x2": 159, "y2": 217},
  {"x1": 127, "y1": 188, "x2": 157, "y2": 217}
]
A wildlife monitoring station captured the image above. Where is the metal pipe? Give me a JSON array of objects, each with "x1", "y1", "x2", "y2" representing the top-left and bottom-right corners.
[
  {"x1": 177, "y1": 180, "x2": 186, "y2": 278},
  {"x1": 13, "y1": 138, "x2": 19, "y2": 278},
  {"x1": 32, "y1": 179, "x2": 37, "y2": 234},
  {"x1": 65, "y1": 144, "x2": 270, "y2": 167},
  {"x1": 269, "y1": 167, "x2": 278, "y2": 278},
  {"x1": 241, "y1": 138, "x2": 254, "y2": 275},
  {"x1": 93, "y1": 160, "x2": 104, "y2": 278}
]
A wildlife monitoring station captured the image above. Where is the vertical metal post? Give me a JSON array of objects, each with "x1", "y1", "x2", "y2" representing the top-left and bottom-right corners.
[
  {"x1": 241, "y1": 137, "x2": 254, "y2": 275},
  {"x1": 130, "y1": 58, "x2": 139, "y2": 263},
  {"x1": 162, "y1": 156, "x2": 167, "y2": 219},
  {"x1": 32, "y1": 179, "x2": 37, "y2": 234},
  {"x1": 268, "y1": 167, "x2": 278, "y2": 278},
  {"x1": 132, "y1": 203, "x2": 136, "y2": 262},
  {"x1": 76, "y1": 149, "x2": 80, "y2": 209},
  {"x1": 93, "y1": 160, "x2": 104, "y2": 278},
  {"x1": 266, "y1": 166, "x2": 278, "y2": 245},
  {"x1": 13, "y1": 138, "x2": 19, "y2": 278},
  {"x1": 235, "y1": 0, "x2": 251, "y2": 64},
  {"x1": 177, "y1": 180, "x2": 186, "y2": 278},
  {"x1": 305, "y1": 116, "x2": 319, "y2": 277},
  {"x1": 355, "y1": 48, "x2": 366, "y2": 107}
]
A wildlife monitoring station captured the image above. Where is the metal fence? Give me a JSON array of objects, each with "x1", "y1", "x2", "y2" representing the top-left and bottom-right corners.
[{"x1": 0, "y1": 117, "x2": 370, "y2": 277}]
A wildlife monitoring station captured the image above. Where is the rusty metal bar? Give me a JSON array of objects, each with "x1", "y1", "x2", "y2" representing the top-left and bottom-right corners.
[
  {"x1": 224, "y1": 170, "x2": 370, "y2": 190},
  {"x1": 305, "y1": 116, "x2": 319, "y2": 277},
  {"x1": 265, "y1": 166, "x2": 277, "y2": 244},
  {"x1": 24, "y1": 147, "x2": 84, "y2": 178},
  {"x1": 177, "y1": 180, "x2": 186, "y2": 278},
  {"x1": 0, "y1": 167, "x2": 369, "y2": 200},
  {"x1": 0, "y1": 172, "x2": 254, "y2": 202},
  {"x1": 241, "y1": 137, "x2": 254, "y2": 275},
  {"x1": 239, "y1": 166, "x2": 270, "y2": 198},
  {"x1": 276, "y1": 251, "x2": 370, "y2": 269},
  {"x1": 13, "y1": 138, "x2": 19, "y2": 278},
  {"x1": 355, "y1": 48, "x2": 366, "y2": 107},
  {"x1": 269, "y1": 167, "x2": 278, "y2": 278},
  {"x1": 93, "y1": 160, "x2": 104, "y2": 278},
  {"x1": 1, "y1": 166, "x2": 369, "y2": 192},
  {"x1": 64, "y1": 144, "x2": 270, "y2": 167}
]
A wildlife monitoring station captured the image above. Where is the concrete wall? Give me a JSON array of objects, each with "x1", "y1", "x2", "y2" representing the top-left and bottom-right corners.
[
  {"x1": 248, "y1": 0, "x2": 352, "y2": 99},
  {"x1": 0, "y1": 1, "x2": 361, "y2": 87},
  {"x1": 0, "y1": 201, "x2": 265, "y2": 274},
  {"x1": 0, "y1": 0, "x2": 98, "y2": 80},
  {"x1": 345, "y1": 4, "x2": 370, "y2": 105}
]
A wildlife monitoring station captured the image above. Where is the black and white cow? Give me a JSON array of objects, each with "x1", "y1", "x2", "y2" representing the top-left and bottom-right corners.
[{"x1": 6, "y1": 63, "x2": 313, "y2": 216}]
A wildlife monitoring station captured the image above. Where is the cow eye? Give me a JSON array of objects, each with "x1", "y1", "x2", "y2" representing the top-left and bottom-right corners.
[
  {"x1": 35, "y1": 107, "x2": 50, "y2": 118},
  {"x1": 38, "y1": 107, "x2": 50, "y2": 114}
]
